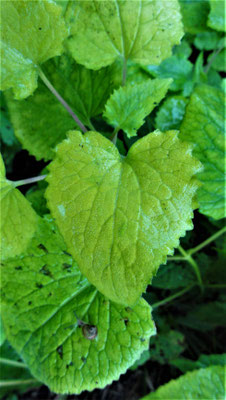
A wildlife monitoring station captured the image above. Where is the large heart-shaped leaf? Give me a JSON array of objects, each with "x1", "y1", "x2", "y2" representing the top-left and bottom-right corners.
[
  {"x1": 1, "y1": 216, "x2": 155, "y2": 394},
  {"x1": 66, "y1": 0, "x2": 183, "y2": 69},
  {"x1": 46, "y1": 130, "x2": 201, "y2": 305}
]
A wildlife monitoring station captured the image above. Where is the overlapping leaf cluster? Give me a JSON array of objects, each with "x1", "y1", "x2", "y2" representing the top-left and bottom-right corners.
[{"x1": 0, "y1": 0, "x2": 225, "y2": 397}]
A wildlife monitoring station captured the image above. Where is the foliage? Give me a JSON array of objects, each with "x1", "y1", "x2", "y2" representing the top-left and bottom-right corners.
[{"x1": 0, "y1": 0, "x2": 225, "y2": 399}]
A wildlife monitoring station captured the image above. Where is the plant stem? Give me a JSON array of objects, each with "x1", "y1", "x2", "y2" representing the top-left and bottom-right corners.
[
  {"x1": 205, "y1": 284, "x2": 226, "y2": 289},
  {"x1": 38, "y1": 67, "x2": 87, "y2": 133},
  {"x1": 0, "y1": 379, "x2": 39, "y2": 387},
  {"x1": 167, "y1": 256, "x2": 186, "y2": 261},
  {"x1": 110, "y1": 127, "x2": 120, "y2": 144},
  {"x1": 152, "y1": 284, "x2": 195, "y2": 309},
  {"x1": 0, "y1": 358, "x2": 27, "y2": 369},
  {"x1": 122, "y1": 58, "x2": 127, "y2": 86},
  {"x1": 204, "y1": 44, "x2": 225, "y2": 74},
  {"x1": 189, "y1": 226, "x2": 226, "y2": 256},
  {"x1": 12, "y1": 174, "x2": 47, "y2": 188},
  {"x1": 178, "y1": 245, "x2": 203, "y2": 290}
]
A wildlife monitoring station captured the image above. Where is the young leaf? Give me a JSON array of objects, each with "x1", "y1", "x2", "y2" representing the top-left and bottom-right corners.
[
  {"x1": 171, "y1": 353, "x2": 226, "y2": 373},
  {"x1": 207, "y1": 0, "x2": 226, "y2": 32},
  {"x1": 143, "y1": 56, "x2": 193, "y2": 95},
  {"x1": 0, "y1": 155, "x2": 37, "y2": 260},
  {"x1": 0, "y1": 216, "x2": 156, "y2": 394},
  {"x1": 194, "y1": 31, "x2": 223, "y2": 51},
  {"x1": 180, "y1": 84, "x2": 225, "y2": 220},
  {"x1": 0, "y1": 0, "x2": 68, "y2": 99},
  {"x1": 179, "y1": 0, "x2": 210, "y2": 34},
  {"x1": 141, "y1": 365, "x2": 225, "y2": 399},
  {"x1": 46, "y1": 130, "x2": 201, "y2": 305},
  {"x1": 66, "y1": 0, "x2": 183, "y2": 69},
  {"x1": 104, "y1": 79, "x2": 172, "y2": 138},
  {"x1": 155, "y1": 96, "x2": 188, "y2": 132},
  {"x1": 5, "y1": 55, "x2": 116, "y2": 160}
]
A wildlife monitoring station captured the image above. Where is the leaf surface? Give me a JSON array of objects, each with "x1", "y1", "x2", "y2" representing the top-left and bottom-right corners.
[
  {"x1": 46, "y1": 130, "x2": 201, "y2": 305},
  {"x1": 0, "y1": 216, "x2": 155, "y2": 394},
  {"x1": 5, "y1": 55, "x2": 116, "y2": 160},
  {"x1": 141, "y1": 365, "x2": 225, "y2": 400},
  {"x1": 208, "y1": 0, "x2": 226, "y2": 32},
  {"x1": 0, "y1": 0, "x2": 68, "y2": 99},
  {"x1": 171, "y1": 353, "x2": 226, "y2": 373},
  {"x1": 0, "y1": 155, "x2": 37, "y2": 260},
  {"x1": 104, "y1": 79, "x2": 172, "y2": 137},
  {"x1": 180, "y1": 84, "x2": 225, "y2": 220},
  {"x1": 66, "y1": 0, "x2": 183, "y2": 69},
  {"x1": 155, "y1": 96, "x2": 188, "y2": 132},
  {"x1": 179, "y1": 0, "x2": 210, "y2": 34}
]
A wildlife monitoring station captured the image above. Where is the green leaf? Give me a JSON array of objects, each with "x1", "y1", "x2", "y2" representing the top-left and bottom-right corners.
[
  {"x1": 0, "y1": 341, "x2": 38, "y2": 399},
  {"x1": 5, "y1": 54, "x2": 118, "y2": 161},
  {"x1": 177, "y1": 301, "x2": 226, "y2": 331},
  {"x1": 179, "y1": 0, "x2": 210, "y2": 34},
  {"x1": 143, "y1": 56, "x2": 193, "y2": 95},
  {"x1": 171, "y1": 353, "x2": 226, "y2": 373},
  {"x1": 194, "y1": 31, "x2": 223, "y2": 50},
  {"x1": 26, "y1": 187, "x2": 48, "y2": 217},
  {"x1": 0, "y1": 155, "x2": 37, "y2": 260},
  {"x1": 208, "y1": 0, "x2": 226, "y2": 32},
  {"x1": 141, "y1": 365, "x2": 225, "y2": 399},
  {"x1": 149, "y1": 330, "x2": 185, "y2": 364},
  {"x1": 0, "y1": 316, "x2": 6, "y2": 346},
  {"x1": 66, "y1": 0, "x2": 183, "y2": 69},
  {"x1": 130, "y1": 349, "x2": 151, "y2": 371},
  {"x1": 207, "y1": 48, "x2": 226, "y2": 72},
  {"x1": 180, "y1": 84, "x2": 225, "y2": 220},
  {"x1": 151, "y1": 262, "x2": 195, "y2": 289},
  {"x1": 1, "y1": 216, "x2": 156, "y2": 394},
  {"x1": 46, "y1": 130, "x2": 201, "y2": 305},
  {"x1": 104, "y1": 79, "x2": 172, "y2": 138},
  {"x1": 0, "y1": 0, "x2": 68, "y2": 99},
  {"x1": 173, "y1": 39, "x2": 192, "y2": 59},
  {"x1": 155, "y1": 96, "x2": 188, "y2": 132}
]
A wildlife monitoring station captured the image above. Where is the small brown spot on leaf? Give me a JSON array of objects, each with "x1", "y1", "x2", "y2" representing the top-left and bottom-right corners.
[{"x1": 57, "y1": 345, "x2": 63, "y2": 359}]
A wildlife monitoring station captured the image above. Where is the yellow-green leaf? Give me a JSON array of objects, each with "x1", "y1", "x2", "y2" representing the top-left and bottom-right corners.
[
  {"x1": 66, "y1": 0, "x2": 183, "y2": 69},
  {"x1": 46, "y1": 130, "x2": 201, "y2": 305},
  {"x1": 0, "y1": 0, "x2": 68, "y2": 99}
]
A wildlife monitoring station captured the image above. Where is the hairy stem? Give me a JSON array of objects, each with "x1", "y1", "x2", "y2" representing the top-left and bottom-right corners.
[
  {"x1": 167, "y1": 256, "x2": 186, "y2": 261},
  {"x1": 110, "y1": 127, "x2": 120, "y2": 144},
  {"x1": 189, "y1": 226, "x2": 226, "y2": 256},
  {"x1": 0, "y1": 379, "x2": 39, "y2": 387},
  {"x1": 38, "y1": 68, "x2": 87, "y2": 133},
  {"x1": 152, "y1": 284, "x2": 195, "y2": 309},
  {"x1": 178, "y1": 245, "x2": 203, "y2": 290},
  {"x1": 12, "y1": 174, "x2": 47, "y2": 188},
  {"x1": 0, "y1": 358, "x2": 27, "y2": 369}
]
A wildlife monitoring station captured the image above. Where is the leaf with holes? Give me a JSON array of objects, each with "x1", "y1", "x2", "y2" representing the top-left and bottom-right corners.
[
  {"x1": 180, "y1": 84, "x2": 225, "y2": 220},
  {"x1": 0, "y1": 154, "x2": 37, "y2": 260},
  {"x1": 0, "y1": 0, "x2": 68, "y2": 99},
  {"x1": 0, "y1": 216, "x2": 156, "y2": 394},
  {"x1": 46, "y1": 130, "x2": 201, "y2": 305},
  {"x1": 103, "y1": 79, "x2": 172, "y2": 138},
  {"x1": 66, "y1": 0, "x2": 183, "y2": 69}
]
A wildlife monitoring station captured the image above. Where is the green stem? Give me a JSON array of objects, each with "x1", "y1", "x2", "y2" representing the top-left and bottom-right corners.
[
  {"x1": 205, "y1": 284, "x2": 226, "y2": 289},
  {"x1": 204, "y1": 43, "x2": 225, "y2": 74},
  {"x1": 12, "y1": 174, "x2": 47, "y2": 188},
  {"x1": 152, "y1": 284, "x2": 195, "y2": 309},
  {"x1": 189, "y1": 226, "x2": 226, "y2": 256},
  {"x1": 0, "y1": 379, "x2": 39, "y2": 387},
  {"x1": 167, "y1": 256, "x2": 186, "y2": 261},
  {"x1": 0, "y1": 358, "x2": 27, "y2": 369},
  {"x1": 178, "y1": 245, "x2": 203, "y2": 290},
  {"x1": 110, "y1": 127, "x2": 120, "y2": 144},
  {"x1": 38, "y1": 67, "x2": 87, "y2": 133}
]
